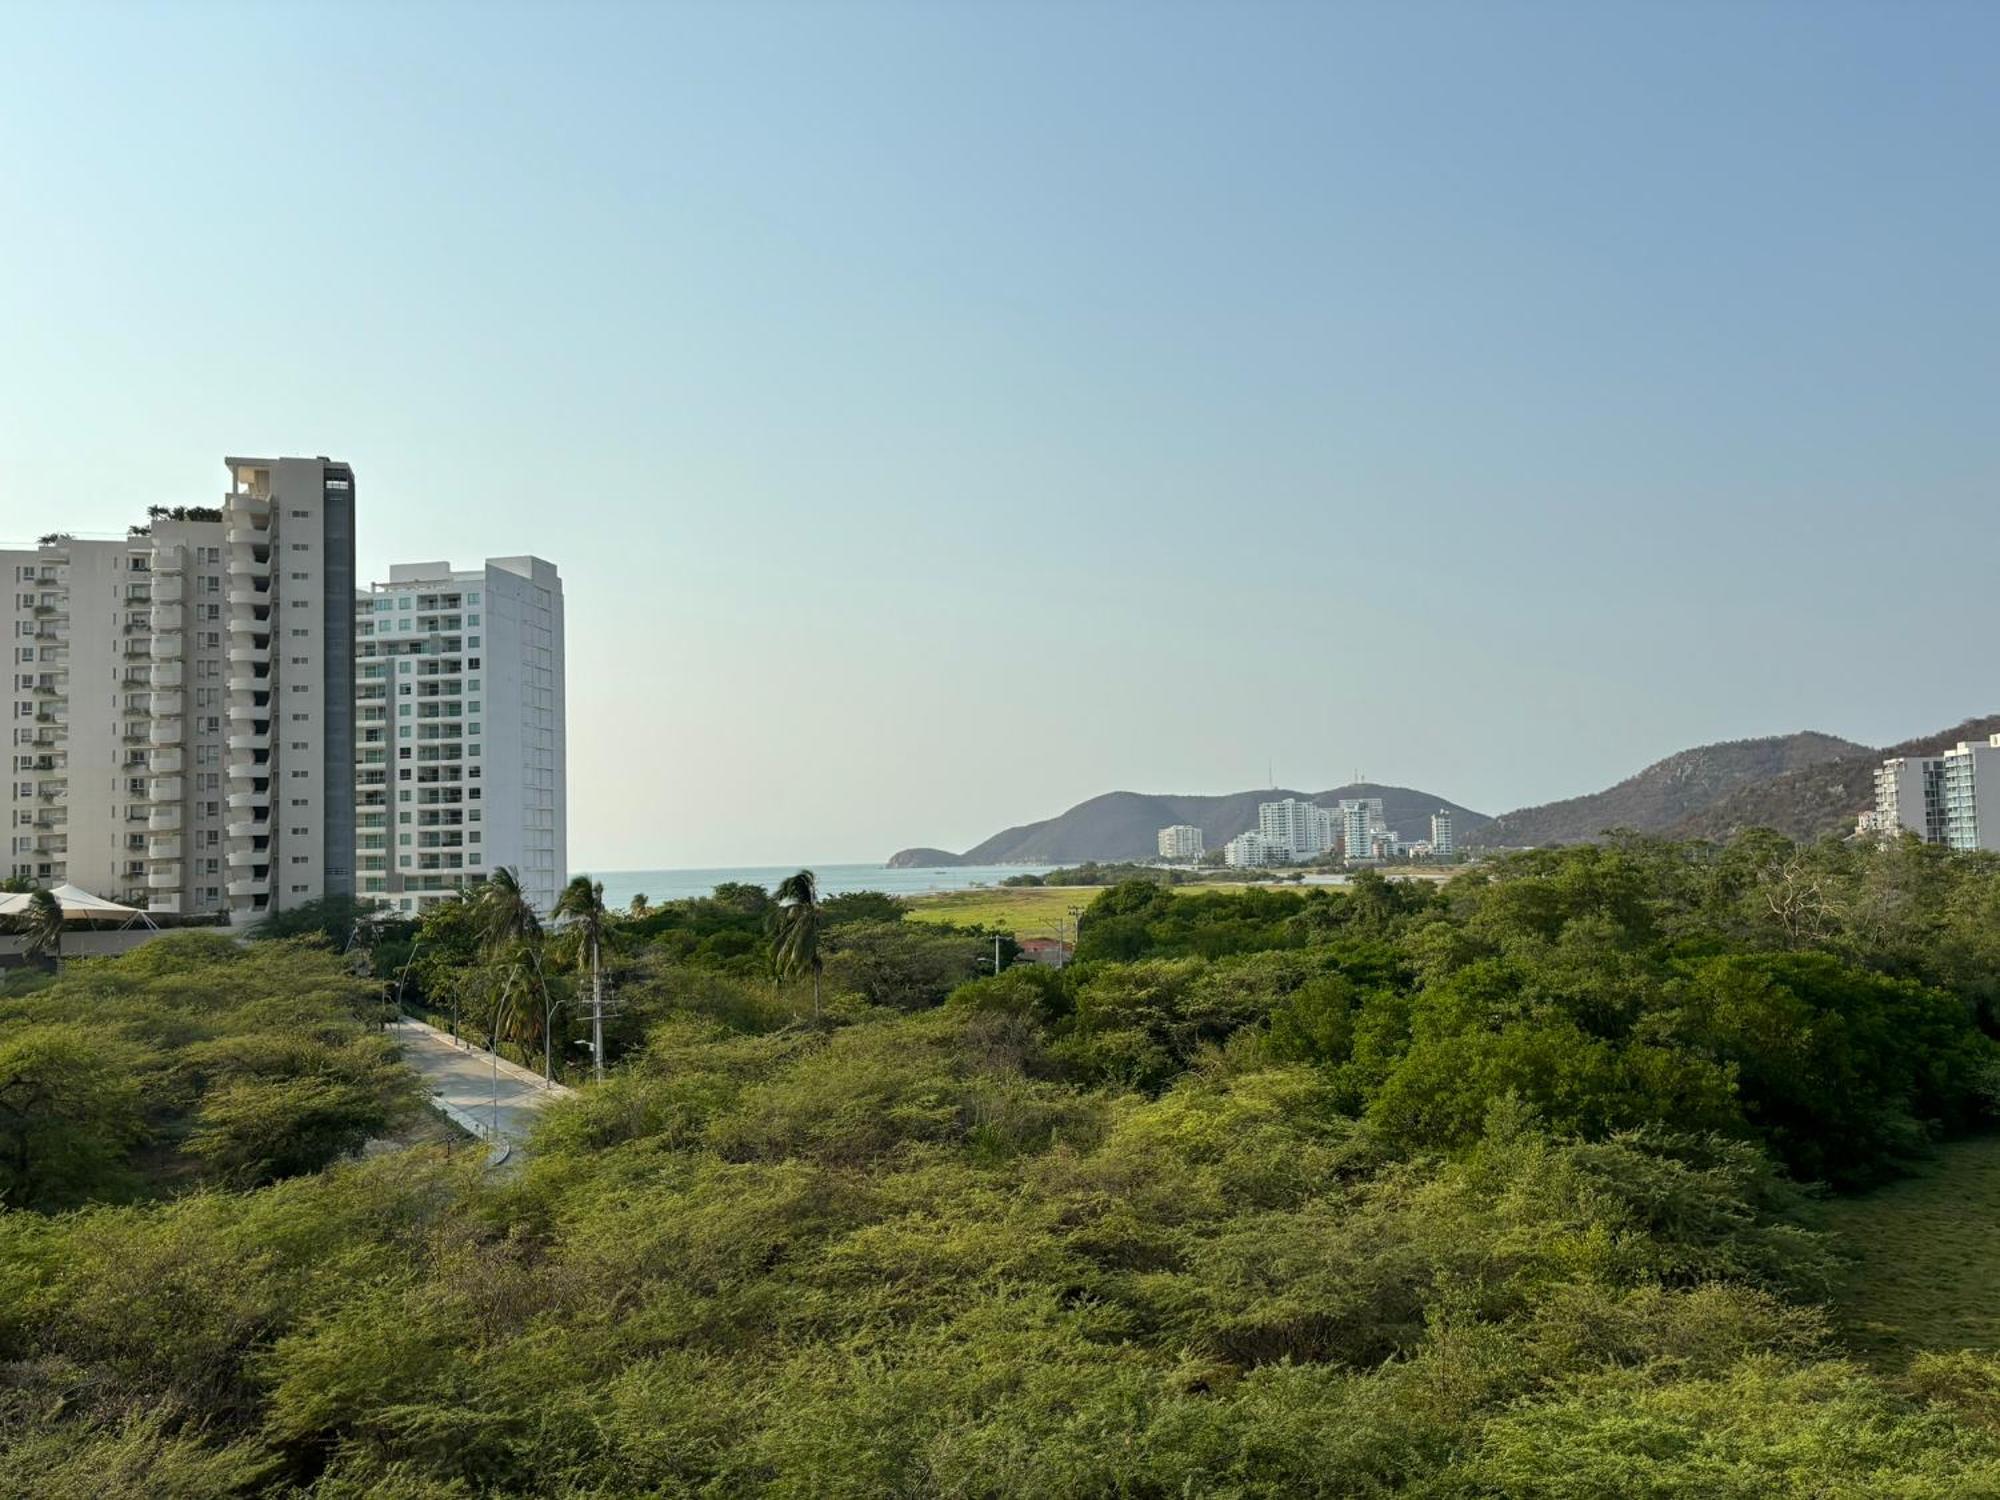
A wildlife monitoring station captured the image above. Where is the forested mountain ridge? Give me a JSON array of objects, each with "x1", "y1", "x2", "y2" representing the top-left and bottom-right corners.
[
  {"x1": 1670, "y1": 713, "x2": 2000, "y2": 843},
  {"x1": 891, "y1": 782, "x2": 1490, "y2": 866},
  {"x1": 1471, "y1": 731, "x2": 1866, "y2": 848}
]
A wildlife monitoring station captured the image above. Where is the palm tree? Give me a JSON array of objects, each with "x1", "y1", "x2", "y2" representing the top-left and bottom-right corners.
[
  {"x1": 554, "y1": 875, "x2": 611, "y2": 1083},
  {"x1": 627, "y1": 893, "x2": 651, "y2": 919},
  {"x1": 772, "y1": 870, "x2": 825, "y2": 1020},
  {"x1": 476, "y1": 866, "x2": 542, "y2": 954},
  {"x1": 19, "y1": 890, "x2": 63, "y2": 972},
  {"x1": 474, "y1": 868, "x2": 558, "y2": 1082}
]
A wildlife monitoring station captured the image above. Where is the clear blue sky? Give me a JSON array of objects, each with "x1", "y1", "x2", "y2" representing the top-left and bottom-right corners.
[{"x1": 3, "y1": 1, "x2": 1995, "y2": 868}]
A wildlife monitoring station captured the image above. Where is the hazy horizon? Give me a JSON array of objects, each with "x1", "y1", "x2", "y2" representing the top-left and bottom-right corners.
[{"x1": 5, "y1": 2, "x2": 1996, "y2": 867}]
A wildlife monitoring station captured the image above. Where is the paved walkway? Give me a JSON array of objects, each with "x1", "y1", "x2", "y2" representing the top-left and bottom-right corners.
[{"x1": 387, "y1": 1017, "x2": 574, "y2": 1155}]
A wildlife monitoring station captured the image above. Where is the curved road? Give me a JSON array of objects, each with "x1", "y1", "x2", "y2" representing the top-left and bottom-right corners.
[{"x1": 388, "y1": 1017, "x2": 573, "y2": 1150}]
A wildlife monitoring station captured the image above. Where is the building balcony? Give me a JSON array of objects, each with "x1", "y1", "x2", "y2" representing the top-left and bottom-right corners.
[
  {"x1": 148, "y1": 806, "x2": 181, "y2": 832},
  {"x1": 223, "y1": 505, "x2": 270, "y2": 546},
  {"x1": 149, "y1": 659, "x2": 184, "y2": 689},
  {"x1": 151, "y1": 576, "x2": 184, "y2": 606},
  {"x1": 225, "y1": 843, "x2": 267, "y2": 869},
  {"x1": 237, "y1": 641, "x2": 270, "y2": 666},
  {"x1": 147, "y1": 836, "x2": 182, "y2": 862},
  {"x1": 226, "y1": 584, "x2": 272, "y2": 608},
  {"x1": 147, "y1": 864, "x2": 183, "y2": 890},
  {"x1": 149, "y1": 548, "x2": 185, "y2": 574},
  {"x1": 148, "y1": 691, "x2": 181, "y2": 717},
  {"x1": 148, "y1": 746, "x2": 182, "y2": 775},
  {"x1": 149, "y1": 719, "x2": 182, "y2": 746},
  {"x1": 226, "y1": 876, "x2": 269, "y2": 899},
  {"x1": 150, "y1": 630, "x2": 183, "y2": 661},
  {"x1": 226, "y1": 729, "x2": 270, "y2": 753},
  {"x1": 225, "y1": 814, "x2": 268, "y2": 841},
  {"x1": 227, "y1": 669, "x2": 271, "y2": 696},
  {"x1": 148, "y1": 893, "x2": 182, "y2": 915},
  {"x1": 148, "y1": 775, "x2": 184, "y2": 801}
]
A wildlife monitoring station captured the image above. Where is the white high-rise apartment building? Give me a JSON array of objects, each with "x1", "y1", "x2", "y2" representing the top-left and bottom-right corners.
[
  {"x1": 1430, "y1": 809, "x2": 1455, "y2": 857},
  {"x1": 1257, "y1": 797, "x2": 1335, "y2": 861},
  {"x1": 356, "y1": 557, "x2": 565, "y2": 916},
  {"x1": 1941, "y1": 735, "x2": 2000, "y2": 854},
  {"x1": 1157, "y1": 824, "x2": 1204, "y2": 861},
  {"x1": 1874, "y1": 755, "x2": 1949, "y2": 845},
  {"x1": 1341, "y1": 798, "x2": 1386, "y2": 862},
  {"x1": 3, "y1": 457, "x2": 356, "y2": 919},
  {"x1": 1223, "y1": 830, "x2": 1281, "y2": 868}
]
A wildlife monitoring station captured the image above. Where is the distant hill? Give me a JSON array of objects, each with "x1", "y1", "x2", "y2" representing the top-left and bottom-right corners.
[
  {"x1": 1669, "y1": 714, "x2": 2000, "y2": 843},
  {"x1": 1472, "y1": 733, "x2": 1867, "y2": 849},
  {"x1": 889, "y1": 784, "x2": 1489, "y2": 868},
  {"x1": 884, "y1": 847, "x2": 965, "y2": 869}
]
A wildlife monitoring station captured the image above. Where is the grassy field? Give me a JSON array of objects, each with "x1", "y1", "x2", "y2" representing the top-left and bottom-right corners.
[
  {"x1": 903, "y1": 885, "x2": 1105, "y2": 938},
  {"x1": 1823, "y1": 1134, "x2": 2000, "y2": 1366},
  {"x1": 903, "y1": 869, "x2": 1467, "y2": 937}
]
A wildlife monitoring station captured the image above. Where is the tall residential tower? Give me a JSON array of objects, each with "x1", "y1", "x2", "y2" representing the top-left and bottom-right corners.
[
  {"x1": 4, "y1": 456, "x2": 356, "y2": 920},
  {"x1": 355, "y1": 557, "x2": 566, "y2": 915}
]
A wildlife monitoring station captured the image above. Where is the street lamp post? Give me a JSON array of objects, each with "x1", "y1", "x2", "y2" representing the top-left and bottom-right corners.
[{"x1": 490, "y1": 963, "x2": 522, "y2": 1142}]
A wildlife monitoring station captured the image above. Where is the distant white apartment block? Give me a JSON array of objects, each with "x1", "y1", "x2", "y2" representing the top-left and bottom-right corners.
[
  {"x1": 1942, "y1": 735, "x2": 2000, "y2": 854},
  {"x1": 1257, "y1": 797, "x2": 1335, "y2": 861},
  {"x1": 1223, "y1": 830, "x2": 1282, "y2": 868},
  {"x1": 1341, "y1": 798, "x2": 1386, "y2": 862},
  {"x1": 1873, "y1": 754, "x2": 1950, "y2": 845},
  {"x1": 1157, "y1": 823, "x2": 1204, "y2": 861},
  {"x1": 356, "y1": 557, "x2": 566, "y2": 916},
  {"x1": 1430, "y1": 809, "x2": 1455, "y2": 858},
  {"x1": 4, "y1": 457, "x2": 356, "y2": 921}
]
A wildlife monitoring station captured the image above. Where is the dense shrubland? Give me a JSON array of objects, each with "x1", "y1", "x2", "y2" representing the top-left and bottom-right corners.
[
  {"x1": 0, "y1": 936, "x2": 417, "y2": 1211},
  {"x1": 6, "y1": 833, "x2": 2000, "y2": 1494}
]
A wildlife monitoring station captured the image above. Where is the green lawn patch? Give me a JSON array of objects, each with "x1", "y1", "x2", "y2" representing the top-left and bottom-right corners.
[{"x1": 1825, "y1": 1133, "x2": 2000, "y2": 1366}]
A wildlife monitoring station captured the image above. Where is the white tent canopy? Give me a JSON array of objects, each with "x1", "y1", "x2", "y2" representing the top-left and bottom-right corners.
[{"x1": 0, "y1": 883, "x2": 156, "y2": 927}]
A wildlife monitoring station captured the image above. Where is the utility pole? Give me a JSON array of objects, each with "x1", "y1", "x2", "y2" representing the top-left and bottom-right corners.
[
  {"x1": 391, "y1": 936, "x2": 421, "y2": 1031},
  {"x1": 491, "y1": 964, "x2": 520, "y2": 1143},
  {"x1": 993, "y1": 932, "x2": 1002, "y2": 975},
  {"x1": 590, "y1": 930, "x2": 605, "y2": 1084}
]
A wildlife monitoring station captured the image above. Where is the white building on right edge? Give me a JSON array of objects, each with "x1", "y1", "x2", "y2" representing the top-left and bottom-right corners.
[
  {"x1": 1942, "y1": 735, "x2": 2000, "y2": 852},
  {"x1": 355, "y1": 557, "x2": 566, "y2": 916},
  {"x1": 1872, "y1": 736, "x2": 2000, "y2": 853}
]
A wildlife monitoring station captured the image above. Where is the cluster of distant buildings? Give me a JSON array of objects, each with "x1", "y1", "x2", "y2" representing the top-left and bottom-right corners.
[
  {"x1": 1865, "y1": 733, "x2": 2000, "y2": 851},
  {"x1": 1157, "y1": 797, "x2": 1457, "y2": 869}
]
